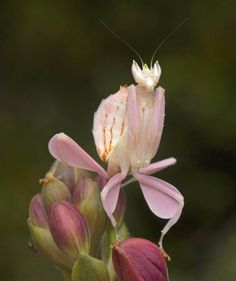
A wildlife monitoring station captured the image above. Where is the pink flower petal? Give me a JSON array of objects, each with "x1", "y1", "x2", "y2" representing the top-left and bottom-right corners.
[
  {"x1": 138, "y1": 157, "x2": 177, "y2": 175},
  {"x1": 101, "y1": 172, "x2": 126, "y2": 226},
  {"x1": 48, "y1": 133, "x2": 107, "y2": 178}
]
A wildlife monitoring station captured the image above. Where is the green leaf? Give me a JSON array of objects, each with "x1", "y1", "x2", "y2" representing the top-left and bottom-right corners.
[{"x1": 72, "y1": 253, "x2": 110, "y2": 281}]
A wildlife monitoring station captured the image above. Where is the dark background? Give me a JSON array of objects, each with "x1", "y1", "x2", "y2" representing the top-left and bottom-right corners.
[{"x1": 0, "y1": 0, "x2": 235, "y2": 280}]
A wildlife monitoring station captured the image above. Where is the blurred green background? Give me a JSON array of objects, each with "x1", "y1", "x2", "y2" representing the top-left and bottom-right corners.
[{"x1": 0, "y1": 0, "x2": 235, "y2": 280}]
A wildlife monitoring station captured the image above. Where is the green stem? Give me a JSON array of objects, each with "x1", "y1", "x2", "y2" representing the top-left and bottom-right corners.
[{"x1": 62, "y1": 270, "x2": 71, "y2": 281}]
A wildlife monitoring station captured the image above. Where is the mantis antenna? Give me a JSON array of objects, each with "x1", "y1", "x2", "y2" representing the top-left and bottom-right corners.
[
  {"x1": 100, "y1": 20, "x2": 144, "y2": 67},
  {"x1": 150, "y1": 17, "x2": 190, "y2": 67}
]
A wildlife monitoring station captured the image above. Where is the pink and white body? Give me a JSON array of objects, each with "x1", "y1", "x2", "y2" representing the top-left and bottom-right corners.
[{"x1": 48, "y1": 60, "x2": 184, "y2": 248}]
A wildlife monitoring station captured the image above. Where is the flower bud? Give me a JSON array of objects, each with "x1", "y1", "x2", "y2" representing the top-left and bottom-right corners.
[
  {"x1": 50, "y1": 160, "x2": 90, "y2": 191},
  {"x1": 29, "y1": 194, "x2": 48, "y2": 228},
  {"x1": 27, "y1": 219, "x2": 72, "y2": 270},
  {"x1": 112, "y1": 238, "x2": 168, "y2": 281},
  {"x1": 73, "y1": 177, "x2": 107, "y2": 255},
  {"x1": 49, "y1": 201, "x2": 90, "y2": 259},
  {"x1": 101, "y1": 223, "x2": 130, "y2": 281},
  {"x1": 72, "y1": 177, "x2": 94, "y2": 205},
  {"x1": 41, "y1": 172, "x2": 71, "y2": 209}
]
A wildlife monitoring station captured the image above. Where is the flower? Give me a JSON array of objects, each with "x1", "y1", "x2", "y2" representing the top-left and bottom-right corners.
[
  {"x1": 112, "y1": 238, "x2": 168, "y2": 281},
  {"x1": 48, "y1": 83, "x2": 184, "y2": 248}
]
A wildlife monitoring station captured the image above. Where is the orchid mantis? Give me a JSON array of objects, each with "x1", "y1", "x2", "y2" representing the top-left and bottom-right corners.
[{"x1": 48, "y1": 60, "x2": 184, "y2": 250}]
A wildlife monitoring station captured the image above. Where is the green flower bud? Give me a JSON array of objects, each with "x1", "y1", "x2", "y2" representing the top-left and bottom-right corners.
[
  {"x1": 71, "y1": 253, "x2": 110, "y2": 281},
  {"x1": 49, "y1": 201, "x2": 90, "y2": 259},
  {"x1": 41, "y1": 172, "x2": 71, "y2": 209},
  {"x1": 27, "y1": 219, "x2": 72, "y2": 271},
  {"x1": 73, "y1": 177, "x2": 107, "y2": 256}
]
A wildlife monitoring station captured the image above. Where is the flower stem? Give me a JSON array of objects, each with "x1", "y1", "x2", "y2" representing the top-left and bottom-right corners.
[{"x1": 62, "y1": 270, "x2": 71, "y2": 281}]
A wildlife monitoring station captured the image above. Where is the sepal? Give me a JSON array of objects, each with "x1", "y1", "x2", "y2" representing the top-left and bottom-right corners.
[
  {"x1": 41, "y1": 172, "x2": 71, "y2": 209},
  {"x1": 27, "y1": 219, "x2": 72, "y2": 270},
  {"x1": 74, "y1": 177, "x2": 107, "y2": 255},
  {"x1": 71, "y1": 253, "x2": 110, "y2": 281}
]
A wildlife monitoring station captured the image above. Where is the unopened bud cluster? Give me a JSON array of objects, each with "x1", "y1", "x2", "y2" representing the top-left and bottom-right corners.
[{"x1": 28, "y1": 161, "x2": 127, "y2": 280}]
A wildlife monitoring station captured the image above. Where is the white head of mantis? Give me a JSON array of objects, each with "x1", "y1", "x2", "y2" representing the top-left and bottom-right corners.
[{"x1": 131, "y1": 60, "x2": 161, "y2": 92}]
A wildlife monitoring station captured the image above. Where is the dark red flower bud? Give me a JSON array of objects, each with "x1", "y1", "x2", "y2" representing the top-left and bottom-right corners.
[
  {"x1": 49, "y1": 201, "x2": 89, "y2": 259},
  {"x1": 29, "y1": 194, "x2": 48, "y2": 228},
  {"x1": 72, "y1": 177, "x2": 107, "y2": 256},
  {"x1": 112, "y1": 238, "x2": 168, "y2": 281}
]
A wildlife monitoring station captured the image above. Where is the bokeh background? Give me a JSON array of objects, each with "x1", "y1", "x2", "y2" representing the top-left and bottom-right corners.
[{"x1": 0, "y1": 0, "x2": 235, "y2": 280}]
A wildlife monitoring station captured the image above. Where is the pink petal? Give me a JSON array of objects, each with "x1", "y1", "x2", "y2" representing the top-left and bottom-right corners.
[
  {"x1": 48, "y1": 133, "x2": 107, "y2": 178},
  {"x1": 101, "y1": 172, "x2": 126, "y2": 226},
  {"x1": 138, "y1": 157, "x2": 177, "y2": 175},
  {"x1": 134, "y1": 174, "x2": 183, "y2": 219}
]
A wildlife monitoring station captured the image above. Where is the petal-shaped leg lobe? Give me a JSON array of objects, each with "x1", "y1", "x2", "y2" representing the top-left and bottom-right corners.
[
  {"x1": 138, "y1": 157, "x2": 177, "y2": 175},
  {"x1": 48, "y1": 133, "x2": 107, "y2": 178},
  {"x1": 135, "y1": 174, "x2": 183, "y2": 219},
  {"x1": 101, "y1": 172, "x2": 126, "y2": 227},
  {"x1": 135, "y1": 174, "x2": 184, "y2": 247}
]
